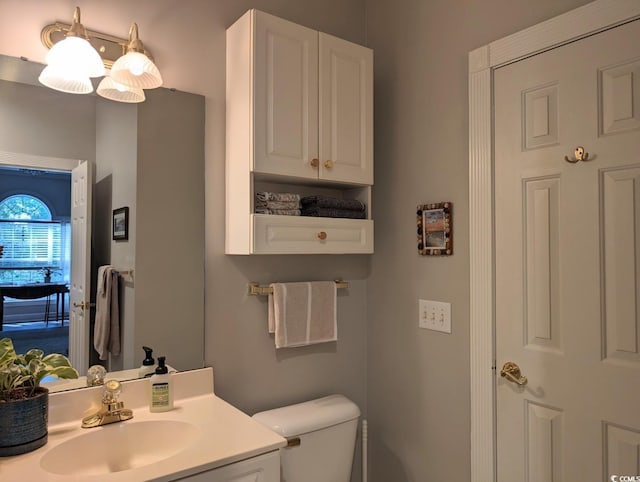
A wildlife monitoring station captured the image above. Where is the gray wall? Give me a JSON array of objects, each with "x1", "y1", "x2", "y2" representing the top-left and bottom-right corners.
[
  {"x1": 135, "y1": 87, "x2": 205, "y2": 373},
  {"x1": 364, "y1": 0, "x2": 593, "y2": 480},
  {"x1": 0, "y1": 78, "x2": 96, "y2": 161}
]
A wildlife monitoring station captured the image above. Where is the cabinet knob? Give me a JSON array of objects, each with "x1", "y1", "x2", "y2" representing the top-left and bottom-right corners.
[
  {"x1": 317, "y1": 231, "x2": 328, "y2": 240},
  {"x1": 310, "y1": 158, "x2": 319, "y2": 168},
  {"x1": 324, "y1": 160, "x2": 334, "y2": 169}
]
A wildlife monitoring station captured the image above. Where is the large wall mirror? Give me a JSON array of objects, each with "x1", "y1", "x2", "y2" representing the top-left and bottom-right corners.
[{"x1": 0, "y1": 54, "x2": 205, "y2": 390}]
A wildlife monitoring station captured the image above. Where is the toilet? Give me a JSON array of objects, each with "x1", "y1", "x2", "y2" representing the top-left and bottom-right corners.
[{"x1": 252, "y1": 394, "x2": 360, "y2": 482}]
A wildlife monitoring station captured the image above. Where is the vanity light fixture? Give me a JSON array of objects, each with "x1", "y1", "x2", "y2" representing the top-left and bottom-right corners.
[
  {"x1": 40, "y1": 7, "x2": 162, "y2": 101},
  {"x1": 109, "y1": 23, "x2": 163, "y2": 89},
  {"x1": 38, "y1": 7, "x2": 105, "y2": 94}
]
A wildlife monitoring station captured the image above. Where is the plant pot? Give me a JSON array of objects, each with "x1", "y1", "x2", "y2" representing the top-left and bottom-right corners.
[
  {"x1": 0, "y1": 387, "x2": 48, "y2": 457},
  {"x1": 44, "y1": 274, "x2": 51, "y2": 283}
]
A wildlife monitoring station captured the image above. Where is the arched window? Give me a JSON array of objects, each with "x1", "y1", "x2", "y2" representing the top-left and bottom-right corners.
[
  {"x1": 0, "y1": 194, "x2": 62, "y2": 272},
  {"x1": 0, "y1": 194, "x2": 53, "y2": 221}
]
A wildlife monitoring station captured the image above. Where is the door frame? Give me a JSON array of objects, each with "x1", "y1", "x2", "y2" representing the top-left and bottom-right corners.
[
  {"x1": 468, "y1": 1, "x2": 640, "y2": 480},
  {"x1": 0, "y1": 150, "x2": 87, "y2": 364}
]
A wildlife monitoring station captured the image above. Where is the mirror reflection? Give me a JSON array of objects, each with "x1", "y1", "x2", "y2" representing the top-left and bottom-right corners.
[{"x1": 0, "y1": 54, "x2": 205, "y2": 390}]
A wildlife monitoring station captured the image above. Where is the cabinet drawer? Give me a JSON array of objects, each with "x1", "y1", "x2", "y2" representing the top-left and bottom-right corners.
[{"x1": 252, "y1": 214, "x2": 373, "y2": 254}]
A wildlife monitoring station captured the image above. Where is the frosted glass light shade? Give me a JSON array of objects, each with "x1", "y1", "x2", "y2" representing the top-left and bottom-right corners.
[
  {"x1": 38, "y1": 65, "x2": 93, "y2": 94},
  {"x1": 110, "y1": 52, "x2": 162, "y2": 89},
  {"x1": 97, "y1": 76, "x2": 145, "y2": 103},
  {"x1": 45, "y1": 36, "x2": 105, "y2": 78}
]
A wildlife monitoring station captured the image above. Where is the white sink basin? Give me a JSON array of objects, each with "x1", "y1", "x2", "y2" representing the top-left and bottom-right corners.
[{"x1": 40, "y1": 420, "x2": 199, "y2": 476}]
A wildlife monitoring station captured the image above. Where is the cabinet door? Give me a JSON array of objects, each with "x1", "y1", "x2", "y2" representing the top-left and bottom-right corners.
[
  {"x1": 319, "y1": 33, "x2": 373, "y2": 185},
  {"x1": 174, "y1": 451, "x2": 280, "y2": 482},
  {"x1": 254, "y1": 11, "x2": 319, "y2": 179}
]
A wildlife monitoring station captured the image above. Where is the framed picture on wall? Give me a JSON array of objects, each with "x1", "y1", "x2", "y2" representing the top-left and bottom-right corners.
[
  {"x1": 417, "y1": 202, "x2": 452, "y2": 256},
  {"x1": 112, "y1": 207, "x2": 129, "y2": 241}
]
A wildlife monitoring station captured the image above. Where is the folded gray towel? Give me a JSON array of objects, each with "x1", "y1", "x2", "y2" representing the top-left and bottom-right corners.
[
  {"x1": 301, "y1": 207, "x2": 367, "y2": 219},
  {"x1": 300, "y1": 195, "x2": 365, "y2": 211},
  {"x1": 256, "y1": 192, "x2": 301, "y2": 203},
  {"x1": 256, "y1": 208, "x2": 301, "y2": 215},
  {"x1": 255, "y1": 199, "x2": 300, "y2": 209}
]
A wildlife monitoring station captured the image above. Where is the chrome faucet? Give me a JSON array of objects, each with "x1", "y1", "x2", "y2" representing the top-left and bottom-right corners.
[{"x1": 81, "y1": 379, "x2": 133, "y2": 428}]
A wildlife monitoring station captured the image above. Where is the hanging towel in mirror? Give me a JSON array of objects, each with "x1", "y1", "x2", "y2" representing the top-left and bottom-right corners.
[
  {"x1": 94, "y1": 265, "x2": 121, "y2": 360},
  {"x1": 268, "y1": 281, "x2": 337, "y2": 348}
]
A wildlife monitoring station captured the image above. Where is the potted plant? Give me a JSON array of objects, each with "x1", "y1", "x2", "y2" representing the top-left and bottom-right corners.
[
  {"x1": 0, "y1": 338, "x2": 78, "y2": 456},
  {"x1": 40, "y1": 267, "x2": 58, "y2": 283}
]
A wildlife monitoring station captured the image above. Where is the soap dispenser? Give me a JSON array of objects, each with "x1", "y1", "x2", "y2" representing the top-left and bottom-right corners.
[
  {"x1": 149, "y1": 356, "x2": 173, "y2": 412},
  {"x1": 138, "y1": 346, "x2": 156, "y2": 378}
]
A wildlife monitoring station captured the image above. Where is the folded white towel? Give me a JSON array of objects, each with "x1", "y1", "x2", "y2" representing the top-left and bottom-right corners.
[
  {"x1": 268, "y1": 281, "x2": 337, "y2": 348},
  {"x1": 94, "y1": 265, "x2": 121, "y2": 360}
]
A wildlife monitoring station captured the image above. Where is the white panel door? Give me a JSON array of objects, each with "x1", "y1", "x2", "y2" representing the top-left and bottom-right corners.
[
  {"x1": 253, "y1": 10, "x2": 318, "y2": 179},
  {"x1": 319, "y1": 33, "x2": 373, "y2": 185},
  {"x1": 495, "y1": 19, "x2": 640, "y2": 481},
  {"x1": 69, "y1": 160, "x2": 92, "y2": 373}
]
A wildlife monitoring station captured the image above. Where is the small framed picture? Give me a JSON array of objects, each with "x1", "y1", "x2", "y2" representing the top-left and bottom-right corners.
[
  {"x1": 417, "y1": 202, "x2": 453, "y2": 256},
  {"x1": 112, "y1": 207, "x2": 129, "y2": 241}
]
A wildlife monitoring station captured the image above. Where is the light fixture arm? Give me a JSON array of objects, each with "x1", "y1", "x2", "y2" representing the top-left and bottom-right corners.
[
  {"x1": 66, "y1": 6, "x2": 89, "y2": 39},
  {"x1": 126, "y1": 23, "x2": 145, "y2": 54}
]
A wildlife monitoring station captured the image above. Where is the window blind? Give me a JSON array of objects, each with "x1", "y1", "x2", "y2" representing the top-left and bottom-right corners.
[{"x1": 0, "y1": 220, "x2": 62, "y2": 268}]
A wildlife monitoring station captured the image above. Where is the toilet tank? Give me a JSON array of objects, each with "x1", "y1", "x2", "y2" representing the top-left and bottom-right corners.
[{"x1": 252, "y1": 394, "x2": 360, "y2": 482}]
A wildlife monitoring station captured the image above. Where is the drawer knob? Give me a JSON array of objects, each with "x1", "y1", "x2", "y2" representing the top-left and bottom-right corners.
[
  {"x1": 324, "y1": 160, "x2": 334, "y2": 169},
  {"x1": 317, "y1": 231, "x2": 327, "y2": 240},
  {"x1": 310, "y1": 158, "x2": 319, "y2": 168}
]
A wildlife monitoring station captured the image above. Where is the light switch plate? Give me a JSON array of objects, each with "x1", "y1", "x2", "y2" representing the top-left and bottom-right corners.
[{"x1": 419, "y1": 299, "x2": 451, "y2": 333}]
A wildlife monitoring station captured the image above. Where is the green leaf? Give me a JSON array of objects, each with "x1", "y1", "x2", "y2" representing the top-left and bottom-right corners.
[
  {"x1": 24, "y1": 348, "x2": 45, "y2": 363},
  {"x1": 0, "y1": 338, "x2": 17, "y2": 367},
  {"x1": 46, "y1": 366, "x2": 79, "y2": 380},
  {"x1": 42, "y1": 353, "x2": 73, "y2": 368}
]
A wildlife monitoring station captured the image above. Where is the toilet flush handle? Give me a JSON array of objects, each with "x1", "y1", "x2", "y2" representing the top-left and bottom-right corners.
[{"x1": 286, "y1": 437, "x2": 301, "y2": 448}]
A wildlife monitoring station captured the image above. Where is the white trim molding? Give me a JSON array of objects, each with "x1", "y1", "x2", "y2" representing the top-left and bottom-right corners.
[
  {"x1": 0, "y1": 150, "x2": 81, "y2": 171},
  {"x1": 468, "y1": 1, "x2": 640, "y2": 481}
]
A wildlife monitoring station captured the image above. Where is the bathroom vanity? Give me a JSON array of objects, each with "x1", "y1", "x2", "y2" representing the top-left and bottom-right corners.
[{"x1": 2, "y1": 368, "x2": 286, "y2": 481}]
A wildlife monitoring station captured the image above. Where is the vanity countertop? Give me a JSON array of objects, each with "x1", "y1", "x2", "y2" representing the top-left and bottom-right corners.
[{"x1": 2, "y1": 368, "x2": 286, "y2": 481}]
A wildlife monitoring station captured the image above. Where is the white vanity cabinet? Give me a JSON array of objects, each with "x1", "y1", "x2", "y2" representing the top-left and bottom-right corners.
[
  {"x1": 226, "y1": 9, "x2": 374, "y2": 254},
  {"x1": 175, "y1": 451, "x2": 279, "y2": 482}
]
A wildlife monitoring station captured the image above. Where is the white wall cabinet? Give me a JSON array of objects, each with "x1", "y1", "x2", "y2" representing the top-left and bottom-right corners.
[
  {"x1": 175, "y1": 451, "x2": 279, "y2": 481},
  {"x1": 226, "y1": 9, "x2": 374, "y2": 254}
]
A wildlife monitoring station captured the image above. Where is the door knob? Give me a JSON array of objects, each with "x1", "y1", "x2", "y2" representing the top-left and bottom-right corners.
[
  {"x1": 310, "y1": 158, "x2": 319, "y2": 168},
  {"x1": 500, "y1": 361, "x2": 528, "y2": 386},
  {"x1": 324, "y1": 160, "x2": 334, "y2": 169}
]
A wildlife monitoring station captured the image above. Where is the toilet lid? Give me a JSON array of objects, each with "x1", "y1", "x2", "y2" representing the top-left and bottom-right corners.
[{"x1": 252, "y1": 394, "x2": 360, "y2": 437}]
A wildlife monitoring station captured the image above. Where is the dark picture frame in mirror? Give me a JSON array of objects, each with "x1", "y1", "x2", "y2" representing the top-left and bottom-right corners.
[{"x1": 112, "y1": 206, "x2": 129, "y2": 241}]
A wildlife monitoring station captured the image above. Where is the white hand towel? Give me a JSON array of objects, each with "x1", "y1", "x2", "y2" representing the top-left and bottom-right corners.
[
  {"x1": 268, "y1": 281, "x2": 337, "y2": 348},
  {"x1": 94, "y1": 266, "x2": 121, "y2": 360}
]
